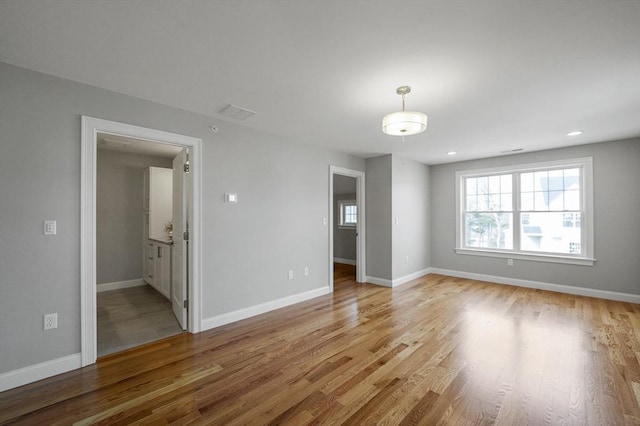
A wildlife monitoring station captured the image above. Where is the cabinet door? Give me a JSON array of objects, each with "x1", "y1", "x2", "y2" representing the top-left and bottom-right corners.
[
  {"x1": 152, "y1": 243, "x2": 171, "y2": 299},
  {"x1": 143, "y1": 241, "x2": 154, "y2": 285},
  {"x1": 159, "y1": 245, "x2": 171, "y2": 299}
]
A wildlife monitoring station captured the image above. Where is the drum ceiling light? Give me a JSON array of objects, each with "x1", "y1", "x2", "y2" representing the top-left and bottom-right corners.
[{"x1": 382, "y1": 86, "x2": 427, "y2": 138}]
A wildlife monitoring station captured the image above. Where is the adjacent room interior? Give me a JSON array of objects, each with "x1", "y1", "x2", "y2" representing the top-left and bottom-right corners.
[
  {"x1": 0, "y1": 1, "x2": 638, "y2": 424},
  {"x1": 96, "y1": 134, "x2": 185, "y2": 356}
]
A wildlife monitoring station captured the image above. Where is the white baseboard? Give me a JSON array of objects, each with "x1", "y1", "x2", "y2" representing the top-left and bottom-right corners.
[
  {"x1": 366, "y1": 276, "x2": 393, "y2": 287},
  {"x1": 392, "y1": 268, "x2": 433, "y2": 287},
  {"x1": 366, "y1": 268, "x2": 432, "y2": 288},
  {"x1": 334, "y1": 258, "x2": 356, "y2": 266},
  {"x1": 0, "y1": 353, "x2": 81, "y2": 392},
  {"x1": 97, "y1": 278, "x2": 145, "y2": 293},
  {"x1": 201, "y1": 286, "x2": 332, "y2": 331},
  {"x1": 430, "y1": 268, "x2": 640, "y2": 304}
]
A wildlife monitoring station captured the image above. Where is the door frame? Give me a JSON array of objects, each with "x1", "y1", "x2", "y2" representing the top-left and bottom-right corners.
[
  {"x1": 80, "y1": 116, "x2": 203, "y2": 366},
  {"x1": 329, "y1": 166, "x2": 366, "y2": 289}
]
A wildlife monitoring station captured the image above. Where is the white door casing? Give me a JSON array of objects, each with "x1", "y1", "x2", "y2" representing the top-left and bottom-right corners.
[
  {"x1": 329, "y1": 166, "x2": 366, "y2": 289},
  {"x1": 81, "y1": 116, "x2": 202, "y2": 366}
]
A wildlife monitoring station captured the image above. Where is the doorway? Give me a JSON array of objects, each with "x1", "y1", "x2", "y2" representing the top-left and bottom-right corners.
[
  {"x1": 329, "y1": 166, "x2": 366, "y2": 290},
  {"x1": 81, "y1": 117, "x2": 202, "y2": 367},
  {"x1": 95, "y1": 135, "x2": 183, "y2": 356}
]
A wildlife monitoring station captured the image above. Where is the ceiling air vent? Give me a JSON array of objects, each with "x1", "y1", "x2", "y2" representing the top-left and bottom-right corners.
[{"x1": 218, "y1": 104, "x2": 256, "y2": 121}]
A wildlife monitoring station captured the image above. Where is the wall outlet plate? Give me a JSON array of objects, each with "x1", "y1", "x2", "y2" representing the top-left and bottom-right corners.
[
  {"x1": 44, "y1": 220, "x2": 57, "y2": 235},
  {"x1": 44, "y1": 313, "x2": 57, "y2": 330}
]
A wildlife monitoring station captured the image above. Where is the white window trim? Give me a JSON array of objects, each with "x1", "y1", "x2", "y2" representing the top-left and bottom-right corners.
[
  {"x1": 338, "y1": 199, "x2": 357, "y2": 229},
  {"x1": 455, "y1": 157, "x2": 595, "y2": 266}
]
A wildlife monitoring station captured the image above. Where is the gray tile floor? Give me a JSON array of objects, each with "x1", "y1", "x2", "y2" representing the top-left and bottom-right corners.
[{"x1": 97, "y1": 285, "x2": 183, "y2": 357}]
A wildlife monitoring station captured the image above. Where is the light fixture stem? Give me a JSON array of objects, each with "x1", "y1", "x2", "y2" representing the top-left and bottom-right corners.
[{"x1": 402, "y1": 94, "x2": 406, "y2": 112}]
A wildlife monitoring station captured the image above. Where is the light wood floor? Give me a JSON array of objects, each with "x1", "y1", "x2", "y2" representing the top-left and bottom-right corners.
[
  {"x1": 2, "y1": 267, "x2": 639, "y2": 424},
  {"x1": 97, "y1": 284, "x2": 183, "y2": 356}
]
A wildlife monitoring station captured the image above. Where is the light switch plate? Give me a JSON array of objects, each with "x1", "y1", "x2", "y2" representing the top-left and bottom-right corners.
[
  {"x1": 225, "y1": 193, "x2": 238, "y2": 203},
  {"x1": 44, "y1": 220, "x2": 57, "y2": 235}
]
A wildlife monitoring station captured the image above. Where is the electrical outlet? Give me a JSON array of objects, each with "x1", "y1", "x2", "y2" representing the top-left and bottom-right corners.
[
  {"x1": 288, "y1": 269, "x2": 294, "y2": 280},
  {"x1": 507, "y1": 258, "x2": 514, "y2": 266},
  {"x1": 304, "y1": 267, "x2": 309, "y2": 276},
  {"x1": 44, "y1": 313, "x2": 57, "y2": 330},
  {"x1": 44, "y1": 220, "x2": 57, "y2": 235}
]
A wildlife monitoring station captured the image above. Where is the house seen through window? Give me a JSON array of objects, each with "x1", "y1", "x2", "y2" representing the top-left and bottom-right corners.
[{"x1": 456, "y1": 158, "x2": 594, "y2": 265}]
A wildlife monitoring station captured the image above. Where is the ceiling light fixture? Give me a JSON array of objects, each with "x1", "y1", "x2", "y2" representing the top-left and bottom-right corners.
[
  {"x1": 382, "y1": 86, "x2": 427, "y2": 139},
  {"x1": 447, "y1": 151, "x2": 457, "y2": 156},
  {"x1": 567, "y1": 130, "x2": 583, "y2": 136}
]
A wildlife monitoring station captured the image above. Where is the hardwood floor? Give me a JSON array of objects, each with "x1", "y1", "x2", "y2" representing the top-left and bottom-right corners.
[{"x1": 2, "y1": 272, "x2": 639, "y2": 424}]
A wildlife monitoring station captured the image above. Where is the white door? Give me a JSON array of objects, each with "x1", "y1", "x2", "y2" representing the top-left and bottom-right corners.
[{"x1": 172, "y1": 149, "x2": 188, "y2": 329}]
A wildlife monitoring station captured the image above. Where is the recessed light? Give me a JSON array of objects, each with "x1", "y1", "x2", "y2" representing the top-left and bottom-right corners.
[
  {"x1": 567, "y1": 131, "x2": 583, "y2": 136},
  {"x1": 447, "y1": 151, "x2": 457, "y2": 156}
]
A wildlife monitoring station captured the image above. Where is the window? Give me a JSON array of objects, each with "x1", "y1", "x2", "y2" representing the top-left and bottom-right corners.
[
  {"x1": 339, "y1": 200, "x2": 357, "y2": 228},
  {"x1": 456, "y1": 157, "x2": 594, "y2": 265}
]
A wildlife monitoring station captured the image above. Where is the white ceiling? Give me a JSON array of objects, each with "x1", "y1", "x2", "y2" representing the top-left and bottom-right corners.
[{"x1": 1, "y1": 1, "x2": 638, "y2": 165}]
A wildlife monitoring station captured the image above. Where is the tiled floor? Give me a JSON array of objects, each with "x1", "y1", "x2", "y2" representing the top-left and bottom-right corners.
[{"x1": 97, "y1": 285, "x2": 183, "y2": 357}]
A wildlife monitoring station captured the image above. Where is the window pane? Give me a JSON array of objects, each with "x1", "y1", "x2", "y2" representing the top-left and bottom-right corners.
[
  {"x1": 521, "y1": 192, "x2": 534, "y2": 211},
  {"x1": 465, "y1": 213, "x2": 513, "y2": 249},
  {"x1": 466, "y1": 177, "x2": 477, "y2": 195},
  {"x1": 489, "y1": 194, "x2": 501, "y2": 211},
  {"x1": 477, "y1": 176, "x2": 489, "y2": 195},
  {"x1": 477, "y1": 193, "x2": 489, "y2": 211},
  {"x1": 520, "y1": 212, "x2": 581, "y2": 254},
  {"x1": 466, "y1": 195, "x2": 478, "y2": 211},
  {"x1": 534, "y1": 191, "x2": 548, "y2": 210},
  {"x1": 565, "y1": 189, "x2": 580, "y2": 210},
  {"x1": 501, "y1": 175, "x2": 512, "y2": 193},
  {"x1": 548, "y1": 169, "x2": 564, "y2": 190},
  {"x1": 500, "y1": 194, "x2": 512, "y2": 211},
  {"x1": 564, "y1": 168, "x2": 580, "y2": 190},
  {"x1": 488, "y1": 175, "x2": 501, "y2": 194},
  {"x1": 548, "y1": 190, "x2": 564, "y2": 210},
  {"x1": 534, "y1": 171, "x2": 548, "y2": 191},
  {"x1": 521, "y1": 172, "x2": 534, "y2": 192},
  {"x1": 344, "y1": 205, "x2": 357, "y2": 224}
]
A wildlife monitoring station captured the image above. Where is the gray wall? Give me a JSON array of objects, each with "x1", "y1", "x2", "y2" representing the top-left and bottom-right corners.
[
  {"x1": 430, "y1": 138, "x2": 640, "y2": 295},
  {"x1": 0, "y1": 62, "x2": 365, "y2": 373},
  {"x1": 333, "y1": 193, "x2": 357, "y2": 262},
  {"x1": 96, "y1": 150, "x2": 171, "y2": 284},
  {"x1": 365, "y1": 155, "x2": 393, "y2": 280},
  {"x1": 392, "y1": 156, "x2": 430, "y2": 280}
]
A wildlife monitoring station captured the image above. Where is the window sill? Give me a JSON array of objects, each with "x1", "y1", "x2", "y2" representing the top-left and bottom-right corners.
[
  {"x1": 455, "y1": 248, "x2": 596, "y2": 266},
  {"x1": 338, "y1": 225, "x2": 357, "y2": 230}
]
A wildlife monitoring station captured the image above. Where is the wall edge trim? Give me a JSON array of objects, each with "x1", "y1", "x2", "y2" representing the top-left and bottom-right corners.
[
  {"x1": 0, "y1": 353, "x2": 82, "y2": 392},
  {"x1": 96, "y1": 279, "x2": 146, "y2": 293},
  {"x1": 334, "y1": 258, "x2": 356, "y2": 266},
  {"x1": 430, "y1": 268, "x2": 640, "y2": 303},
  {"x1": 201, "y1": 286, "x2": 332, "y2": 331}
]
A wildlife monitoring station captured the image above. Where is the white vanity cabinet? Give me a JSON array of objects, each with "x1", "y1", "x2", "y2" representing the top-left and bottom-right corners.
[
  {"x1": 143, "y1": 238, "x2": 154, "y2": 285},
  {"x1": 152, "y1": 241, "x2": 172, "y2": 299}
]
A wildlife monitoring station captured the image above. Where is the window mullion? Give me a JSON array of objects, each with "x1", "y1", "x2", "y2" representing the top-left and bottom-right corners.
[{"x1": 513, "y1": 172, "x2": 520, "y2": 253}]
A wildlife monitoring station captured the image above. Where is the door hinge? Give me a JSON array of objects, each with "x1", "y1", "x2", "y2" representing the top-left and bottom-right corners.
[
  {"x1": 183, "y1": 300, "x2": 188, "y2": 309},
  {"x1": 183, "y1": 162, "x2": 190, "y2": 173},
  {"x1": 183, "y1": 230, "x2": 189, "y2": 241}
]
